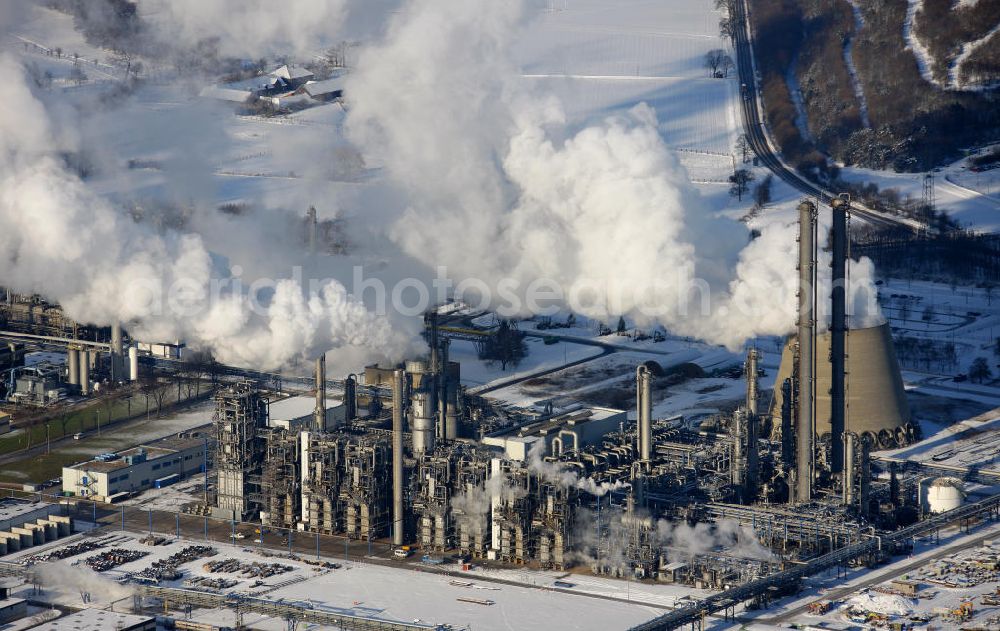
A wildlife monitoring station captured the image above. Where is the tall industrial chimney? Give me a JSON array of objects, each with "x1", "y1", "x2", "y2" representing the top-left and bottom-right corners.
[
  {"x1": 314, "y1": 355, "x2": 327, "y2": 431},
  {"x1": 796, "y1": 200, "x2": 817, "y2": 503},
  {"x1": 744, "y1": 348, "x2": 760, "y2": 499},
  {"x1": 307, "y1": 206, "x2": 318, "y2": 256},
  {"x1": 830, "y1": 196, "x2": 849, "y2": 478},
  {"x1": 391, "y1": 369, "x2": 405, "y2": 546},
  {"x1": 636, "y1": 365, "x2": 652, "y2": 463}
]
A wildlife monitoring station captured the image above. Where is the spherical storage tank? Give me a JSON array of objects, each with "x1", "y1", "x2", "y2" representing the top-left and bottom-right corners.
[{"x1": 924, "y1": 477, "x2": 964, "y2": 514}]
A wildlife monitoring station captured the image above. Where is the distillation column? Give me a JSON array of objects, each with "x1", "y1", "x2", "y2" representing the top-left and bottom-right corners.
[
  {"x1": 314, "y1": 355, "x2": 327, "y2": 431},
  {"x1": 636, "y1": 365, "x2": 652, "y2": 463},
  {"x1": 392, "y1": 369, "x2": 405, "y2": 546},
  {"x1": 830, "y1": 197, "x2": 848, "y2": 482},
  {"x1": 745, "y1": 348, "x2": 760, "y2": 497},
  {"x1": 796, "y1": 201, "x2": 817, "y2": 503}
]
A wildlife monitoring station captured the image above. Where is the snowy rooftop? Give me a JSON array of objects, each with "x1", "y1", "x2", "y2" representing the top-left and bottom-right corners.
[
  {"x1": 268, "y1": 394, "x2": 342, "y2": 423},
  {"x1": 30, "y1": 609, "x2": 154, "y2": 631}
]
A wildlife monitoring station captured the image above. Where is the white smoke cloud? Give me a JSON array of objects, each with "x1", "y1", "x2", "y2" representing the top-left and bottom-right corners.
[
  {"x1": 526, "y1": 440, "x2": 628, "y2": 497},
  {"x1": 346, "y1": 0, "x2": 883, "y2": 350},
  {"x1": 0, "y1": 53, "x2": 415, "y2": 370},
  {"x1": 34, "y1": 562, "x2": 135, "y2": 603},
  {"x1": 138, "y1": 0, "x2": 351, "y2": 59}
]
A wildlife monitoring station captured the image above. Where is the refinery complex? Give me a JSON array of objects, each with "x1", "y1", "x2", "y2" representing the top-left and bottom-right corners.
[{"x1": 1, "y1": 199, "x2": 999, "y2": 631}]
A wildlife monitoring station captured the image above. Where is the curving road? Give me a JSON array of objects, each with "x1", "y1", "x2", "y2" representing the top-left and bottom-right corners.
[{"x1": 731, "y1": 0, "x2": 917, "y2": 230}]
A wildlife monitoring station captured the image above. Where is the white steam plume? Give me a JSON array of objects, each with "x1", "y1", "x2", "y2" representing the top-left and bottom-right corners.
[
  {"x1": 138, "y1": 0, "x2": 350, "y2": 59},
  {"x1": 526, "y1": 440, "x2": 628, "y2": 497},
  {"x1": 0, "y1": 53, "x2": 415, "y2": 370},
  {"x1": 33, "y1": 563, "x2": 135, "y2": 603},
  {"x1": 346, "y1": 0, "x2": 883, "y2": 349}
]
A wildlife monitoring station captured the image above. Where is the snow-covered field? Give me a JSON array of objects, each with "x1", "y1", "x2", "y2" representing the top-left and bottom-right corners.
[{"x1": 4, "y1": 530, "x2": 702, "y2": 631}]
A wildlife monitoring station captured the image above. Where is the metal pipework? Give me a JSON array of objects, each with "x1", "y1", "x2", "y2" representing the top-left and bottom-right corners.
[
  {"x1": 636, "y1": 365, "x2": 652, "y2": 462},
  {"x1": 314, "y1": 355, "x2": 327, "y2": 431},
  {"x1": 843, "y1": 431, "x2": 856, "y2": 508},
  {"x1": 796, "y1": 200, "x2": 817, "y2": 503},
  {"x1": 830, "y1": 196, "x2": 849, "y2": 476},
  {"x1": 731, "y1": 408, "x2": 745, "y2": 489},
  {"x1": 391, "y1": 369, "x2": 405, "y2": 546}
]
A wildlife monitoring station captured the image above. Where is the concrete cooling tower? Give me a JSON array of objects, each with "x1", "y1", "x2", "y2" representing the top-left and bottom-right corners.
[{"x1": 771, "y1": 322, "x2": 915, "y2": 449}]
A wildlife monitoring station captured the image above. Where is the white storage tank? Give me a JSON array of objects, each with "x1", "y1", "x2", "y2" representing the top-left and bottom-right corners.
[{"x1": 924, "y1": 477, "x2": 965, "y2": 514}]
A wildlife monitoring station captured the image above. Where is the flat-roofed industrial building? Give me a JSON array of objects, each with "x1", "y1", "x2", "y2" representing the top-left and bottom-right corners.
[{"x1": 62, "y1": 437, "x2": 207, "y2": 501}]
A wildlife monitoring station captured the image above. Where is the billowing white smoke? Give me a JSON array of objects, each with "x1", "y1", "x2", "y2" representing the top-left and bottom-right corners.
[
  {"x1": 34, "y1": 562, "x2": 134, "y2": 603},
  {"x1": 572, "y1": 508, "x2": 774, "y2": 567},
  {"x1": 526, "y1": 440, "x2": 628, "y2": 497},
  {"x1": 346, "y1": 0, "x2": 883, "y2": 348},
  {"x1": 138, "y1": 0, "x2": 350, "y2": 59},
  {"x1": 0, "y1": 53, "x2": 414, "y2": 370}
]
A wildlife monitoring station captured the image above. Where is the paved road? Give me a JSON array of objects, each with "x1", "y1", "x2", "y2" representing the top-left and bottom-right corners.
[{"x1": 731, "y1": 0, "x2": 911, "y2": 230}]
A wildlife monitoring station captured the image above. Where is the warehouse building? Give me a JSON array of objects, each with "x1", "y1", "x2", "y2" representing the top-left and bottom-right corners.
[{"x1": 62, "y1": 437, "x2": 207, "y2": 501}]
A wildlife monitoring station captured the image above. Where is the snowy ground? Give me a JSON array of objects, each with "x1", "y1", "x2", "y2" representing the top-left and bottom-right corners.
[
  {"x1": 4, "y1": 529, "x2": 707, "y2": 631},
  {"x1": 837, "y1": 160, "x2": 1000, "y2": 232},
  {"x1": 56, "y1": 399, "x2": 215, "y2": 462},
  {"x1": 753, "y1": 524, "x2": 1000, "y2": 630}
]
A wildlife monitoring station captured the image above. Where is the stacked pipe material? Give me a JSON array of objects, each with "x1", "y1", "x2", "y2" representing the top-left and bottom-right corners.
[
  {"x1": 830, "y1": 196, "x2": 848, "y2": 478},
  {"x1": 67, "y1": 347, "x2": 79, "y2": 386},
  {"x1": 796, "y1": 200, "x2": 816, "y2": 503},
  {"x1": 314, "y1": 355, "x2": 327, "y2": 431},
  {"x1": 392, "y1": 369, "x2": 405, "y2": 546},
  {"x1": 636, "y1": 365, "x2": 652, "y2": 463}
]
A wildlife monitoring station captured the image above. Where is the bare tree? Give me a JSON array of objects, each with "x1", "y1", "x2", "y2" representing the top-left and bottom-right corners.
[
  {"x1": 704, "y1": 49, "x2": 726, "y2": 77},
  {"x1": 736, "y1": 134, "x2": 750, "y2": 162},
  {"x1": 138, "y1": 375, "x2": 169, "y2": 418},
  {"x1": 719, "y1": 16, "x2": 735, "y2": 41},
  {"x1": 753, "y1": 174, "x2": 773, "y2": 208},
  {"x1": 729, "y1": 169, "x2": 754, "y2": 201},
  {"x1": 720, "y1": 53, "x2": 734, "y2": 77}
]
